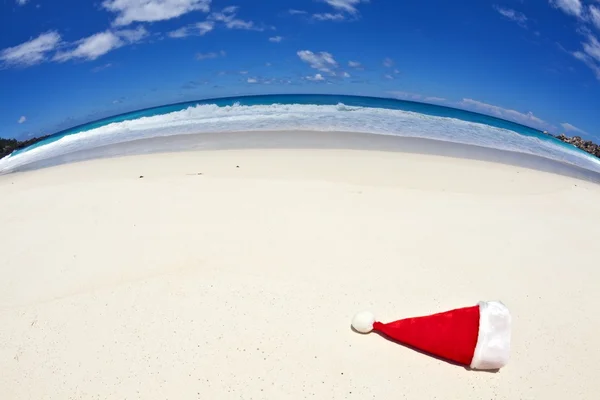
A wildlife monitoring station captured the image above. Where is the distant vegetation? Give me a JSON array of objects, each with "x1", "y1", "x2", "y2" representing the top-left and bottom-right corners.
[{"x1": 0, "y1": 135, "x2": 49, "y2": 159}]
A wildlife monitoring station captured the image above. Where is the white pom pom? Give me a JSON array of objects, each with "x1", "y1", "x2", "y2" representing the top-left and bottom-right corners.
[{"x1": 352, "y1": 311, "x2": 375, "y2": 333}]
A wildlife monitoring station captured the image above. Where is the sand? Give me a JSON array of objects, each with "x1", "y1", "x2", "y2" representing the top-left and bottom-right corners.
[{"x1": 1, "y1": 134, "x2": 600, "y2": 399}]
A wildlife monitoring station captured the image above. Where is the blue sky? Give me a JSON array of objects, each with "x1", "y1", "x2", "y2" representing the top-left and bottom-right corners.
[{"x1": 1, "y1": 0, "x2": 600, "y2": 140}]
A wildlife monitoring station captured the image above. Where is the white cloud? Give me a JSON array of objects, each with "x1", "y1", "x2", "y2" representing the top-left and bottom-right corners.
[
  {"x1": 388, "y1": 91, "x2": 422, "y2": 100},
  {"x1": 196, "y1": 50, "x2": 225, "y2": 60},
  {"x1": 196, "y1": 21, "x2": 215, "y2": 35},
  {"x1": 16, "y1": 0, "x2": 29, "y2": 5},
  {"x1": 243, "y1": 76, "x2": 288, "y2": 85},
  {"x1": 117, "y1": 26, "x2": 148, "y2": 42},
  {"x1": 239, "y1": 70, "x2": 248, "y2": 74},
  {"x1": 591, "y1": 6, "x2": 600, "y2": 30},
  {"x1": 226, "y1": 19, "x2": 255, "y2": 29},
  {"x1": 168, "y1": 27, "x2": 191, "y2": 38},
  {"x1": 323, "y1": 0, "x2": 366, "y2": 14},
  {"x1": 550, "y1": 3, "x2": 600, "y2": 80},
  {"x1": 289, "y1": 9, "x2": 307, "y2": 15},
  {"x1": 269, "y1": 36, "x2": 283, "y2": 42},
  {"x1": 549, "y1": 0, "x2": 583, "y2": 18},
  {"x1": 348, "y1": 60, "x2": 361, "y2": 68},
  {"x1": 53, "y1": 27, "x2": 147, "y2": 62},
  {"x1": 425, "y1": 96, "x2": 446, "y2": 102},
  {"x1": 389, "y1": 91, "x2": 447, "y2": 103},
  {"x1": 342, "y1": 71, "x2": 351, "y2": 78},
  {"x1": 0, "y1": 31, "x2": 61, "y2": 67},
  {"x1": 571, "y1": 33, "x2": 600, "y2": 79},
  {"x1": 209, "y1": 6, "x2": 262, "y2": 31},
  {"x1": 102, "y1": 0, "x2": 211, "y2": 26},
  {"x1": 92, "y1": 63, "x2": 113, "y2": 72},
  {"x1": 221, "y1": 5, "x2": 237, "y2": 13},
  {"x1": 583, "y1": 35, "x2": 600, "y2": 62},
  {"x1": 383, "y1": 57, "x2": 394, "y2": 67},
  {"x1": 1, "y1": 27, "x2": 147, "y2": 67},
  {"x1": 168, "y1": 21, "x2": 214, "y2": 38},
  {"x1": 493, "y1": 5, "x2": 527, "y2": 27},
  {"x1": 297, "y1": 50, "x2": 338, "y2": 73},
  {"x1": 312, "y1": 13, "x2": 345, "y2": 21},
  {"x1": 561, "y1": 122, "x2": 588, "y2": 134},
  {"x1": 383, "y1": 74, "x2": 394, "y2": 80},
  {"x1": 54, "y1": 32, "x2": 122, "y2": 62},
  {"x1": 306, "y1": 73, "x2": 325, "y2": 81},
  {"x1": 460, "y1": 98, "x2": 549, "y2": 129},
  {"x1": 573, "y1": 50, "x2": 600, "y2": 78},
  {"x1": 265, "y1": 62, "x2": 272, "y2": 66},
  {"x1": 18, "y1": 116, "x2": 26, "y2": 124},
  {"x1": 244, "y1": 77, "x2": 283, "y2": 85}
]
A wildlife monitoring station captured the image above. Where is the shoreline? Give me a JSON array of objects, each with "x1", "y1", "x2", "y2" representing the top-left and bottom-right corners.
[{"x1": 4, "y1": 130, "x2": 600, "y2": 184}]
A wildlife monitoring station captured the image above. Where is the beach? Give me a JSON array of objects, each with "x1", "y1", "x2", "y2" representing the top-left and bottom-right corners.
[{"x1": 1, "y1": 131, "x2": 600, "y2": 399}]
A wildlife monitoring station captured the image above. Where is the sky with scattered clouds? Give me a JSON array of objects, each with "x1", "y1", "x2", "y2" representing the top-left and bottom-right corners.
[{"x1": 1, "y1": 0, "x2": 599, "y2": 139}]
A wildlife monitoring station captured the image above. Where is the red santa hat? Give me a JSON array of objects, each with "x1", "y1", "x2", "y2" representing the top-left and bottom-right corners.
[{"x1": 351, "y1": 301, "x2": 511, "y2": 370}]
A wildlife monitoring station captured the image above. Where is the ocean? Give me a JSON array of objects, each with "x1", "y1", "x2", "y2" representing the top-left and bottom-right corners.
[{"x1": 2, "y1": 94, "x2": 599, "y2": 174}]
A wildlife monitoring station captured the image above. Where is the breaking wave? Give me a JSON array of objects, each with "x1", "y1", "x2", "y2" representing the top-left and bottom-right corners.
[{"x1": 2, "y1": 102, "x2": 599, "y2": 174}]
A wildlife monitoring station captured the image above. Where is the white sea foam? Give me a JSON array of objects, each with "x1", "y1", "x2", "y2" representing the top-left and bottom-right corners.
[{"x1": 1, "y1": 103, "x2": 599, "y2": 174}]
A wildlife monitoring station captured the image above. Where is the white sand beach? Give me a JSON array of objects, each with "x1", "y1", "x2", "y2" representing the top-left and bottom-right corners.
[{"x1": 1, "y1": 132, "x2": 600, "y2": 399}]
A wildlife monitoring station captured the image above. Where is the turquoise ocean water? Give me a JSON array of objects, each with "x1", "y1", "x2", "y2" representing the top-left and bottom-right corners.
[{"x1": 2, "y1": 94, "x2": 599, "y2": 174}]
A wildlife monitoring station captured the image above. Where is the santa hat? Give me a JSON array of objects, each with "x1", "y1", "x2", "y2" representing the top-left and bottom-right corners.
[{"x1": 351, "y1": 301, "x2": 511, "y2": 370}]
